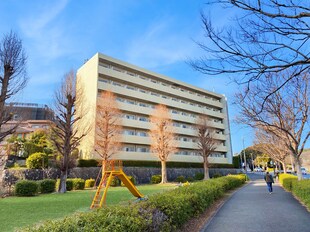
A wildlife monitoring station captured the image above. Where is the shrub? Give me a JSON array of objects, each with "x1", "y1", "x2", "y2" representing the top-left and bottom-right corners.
[
  {"x1": 291, "y1": 180, "x2": 310, "y2": 209},
  {"x1": 175, "y1": 175, "x2": 186, "y2": 183},
  {"x1": 15, "y1": 180, "x2": 38, "y2": 196},
  {"x1": 186, "y1": 177, "x2": 194, "y2": 182},
  {"x1": 110, "y1": 177, "x2": 121, "y2": 187},
  {"x1": 279, "y1": 174, "x2": 298, "y2": 191},
  {"x1": 71, "y1": 178, "x2": 85, "y2": 190},
  {"x1": 85, "y1": 178, "x2": 95, "y2": 188},
  {"x1": 194, "y1": 172, "x2": 204, "y2": 181},
  {"x1": 121, "y1": 176, "x2": 136, "y2": 186},
  {"x1": 212, "y1": 173, "x2": 222, "y2": 178},
  {"x1": 55, "y1": 179, "x2": 73, "y2": 191},
  {"x1": 23, "y1": 174, "x2": 246, "y2": 231},
  {"x1": 151, "y1": 175, "x2": 161, "y2": 184},
  {"x1": 38, "y1": 179, "x2": 56, "y2": 193},
  {"x1": 26, "y1": 152, "x2": 48, "y2": 169},
  {"x1": 77, "y1": 159, "x2": 99, "y2": 167}
]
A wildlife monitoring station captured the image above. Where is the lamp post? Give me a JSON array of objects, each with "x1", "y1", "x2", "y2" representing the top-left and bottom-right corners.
[{"x1": 243, "y1": 137, "x2": 247, "y2": 174}]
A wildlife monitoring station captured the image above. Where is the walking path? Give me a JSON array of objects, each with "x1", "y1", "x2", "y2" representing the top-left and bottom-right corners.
[{"x1": 201, "y1": 173, "x2": 310, "y2": 232}]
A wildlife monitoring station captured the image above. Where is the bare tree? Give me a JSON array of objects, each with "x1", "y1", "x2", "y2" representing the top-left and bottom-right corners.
[
  {"x1": 254, "y1": 129, "x2": 290, "y2": 173},
  {"x1": 237, "y1": 71, "x2": 309, "y2": 180},
  {"x1": 149, "y1": 104, "x2": 177, "y2": 184},
  {"x1": 94, "y1": 91, "x2": 122, "y2": 172},
  {"x1": 196, "y1": 115, "x2": 217, "y2": 180},
  {"x1": 51, "y1": 70, "x2": 88, "y2": 193},
  {"x1": 191, "y1": 1, "x2": 310, "y2": 100},
  {"x1": 0, "y1": 31, "x2": 27, "y2": 173}
]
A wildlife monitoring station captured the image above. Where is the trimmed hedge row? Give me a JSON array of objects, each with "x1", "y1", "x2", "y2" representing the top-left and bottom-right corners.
[
  {"x1": 76, "y1": 159, "x2": 235, "y2": 169},
  {"x1": 279, "y1": 174, "x2": 298, "y2": 191},
  {"x1": 291, "y1": 180, "x2": 310, "y2": 209},
  {"x1": 279, "y1": 174, "x2": 310, "y2": 209},
  {"x1": 24, "y1": 174, "x2": 247, "y2": 231}
]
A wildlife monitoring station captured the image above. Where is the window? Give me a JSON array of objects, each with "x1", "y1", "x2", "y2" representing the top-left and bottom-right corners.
[
  {"x1": 139, "y1": 89, "x2": 146, "y2": 93},
  {"x1": 136, "y1": 147, "x2": 149, "y2": 152},
  {"x1": 99, "y1": 78, "x2": 109, "y2": 83},
  {"x1": 139, "y1": 102, "x2": 148, "y2": 107},
  {"x1": 172, "y1": 110, "x2": 179, "y2": 114},
  {"x1": 124, "y1": 146, "x2": 135, "y2": 152},
  {"x1": 127, "y1": 71, "x2": 135, "y2": 76},
  {"x1": 116, "y1": 97, "x2": 125, "y2": 102},
  {"x1": 126, "y1": 100, "x2": 135, "y2": 105},
  {"x1": 101, "y1": 63, "x2": 110, "y2": 68},
  {"x1": 123, "y1": 130, "x2": 135, "y2": 135},
  {"x1": 113, "y1": 82, "x2": 122, "y2": 87},
  {"x1": 137, "y1": 131, "x2": 148, "y2": 137},
  {"x1": 151, "y1": 92, "x2": 159, "y2": 97},
  {"x1": 126, "y1": 86, "x2": 136, "y2": 91},
  {"x1": 125, "y1": 114, "x2": 136, "y2": 120},
  {"x1": 151, "y1": 80, "x2": 157, "y2": 84},
  {"x1": 139, "y1": 117, "x2": 148, "y2": 122},
  {"x1": 181, "y1": 112, "x2": 188, "y2": 116}
]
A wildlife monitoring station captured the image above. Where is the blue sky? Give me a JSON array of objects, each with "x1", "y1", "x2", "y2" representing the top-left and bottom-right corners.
[{"x1": 0, "y1": 0, "x2": 253, "y2": 153}]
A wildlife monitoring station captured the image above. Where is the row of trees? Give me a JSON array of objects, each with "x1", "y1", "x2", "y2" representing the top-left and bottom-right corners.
[
  {"x1": 94, "y1": 91, "x2": 218, "y2": 184},
  {"x1": 192, "y1": 0, "x2": 310, "y2": 180}
]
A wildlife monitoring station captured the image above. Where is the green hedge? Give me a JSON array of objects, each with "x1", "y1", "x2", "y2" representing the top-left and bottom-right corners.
[
  {"x1": 151, "y1": 175, "x2": 161, "y2": 184},
  {"x1": 175, "y1": 175, "x2": 186, "y2": 183},
  {"x1": 291, "y1": 180, "x2": 310, "y2": 209},
  {"x1": 85, "y1": 178, "x2": 95, "y2": 188},
  {"x1": 38, "y1": 179, "x2": 56, "y2": 193},
  {"x1": 24, "y1": 174, "x2": 247, "y2": 231},
  {"x1": 194, "y1": 172, "x2": 204, "y2": 180},
  {"x1": 77, "y1": 159, "x2": 99, "y2": 167},
  {"x1": 279, "y1": 174, "x2": 298, "y2": 191},
  {"x1": 55, "y1": 179, "x2": 73, "y2": 191},
  {"x1": 15, "y1": 180, "x2": 39, "y2": 196},
  {"x1": 26, "y1": 152, "x2": 48, "y2": 169},
  {"x1": 70, "y1": 178, "x2": 85, "y2": 190}
]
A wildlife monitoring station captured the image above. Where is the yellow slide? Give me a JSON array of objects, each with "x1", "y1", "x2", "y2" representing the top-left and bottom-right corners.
[{"x1": 118, "y1": 170, "x2": 144, "y2": 198}]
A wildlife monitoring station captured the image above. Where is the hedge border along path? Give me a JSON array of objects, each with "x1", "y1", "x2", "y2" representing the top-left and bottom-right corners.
[
  {"x1": 21, "y1": 174, "x2": 247, "y2": 232},
  {"x1": 279, "y1": 173, "x2": 310, "y2": 210}
]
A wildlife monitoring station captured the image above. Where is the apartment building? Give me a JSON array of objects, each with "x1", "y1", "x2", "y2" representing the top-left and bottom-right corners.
[{"x1": 77, "y1": 53, "x2": 233, "y2": 164}]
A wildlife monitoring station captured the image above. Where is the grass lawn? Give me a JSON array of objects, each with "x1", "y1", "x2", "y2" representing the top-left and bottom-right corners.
[{"x1": 0, "y1": 184, "x2": 176, "y2": 232}]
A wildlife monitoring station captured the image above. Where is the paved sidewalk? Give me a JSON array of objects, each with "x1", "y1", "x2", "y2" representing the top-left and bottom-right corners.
[{"x1": 201, "y1": 173, "x2": 310, "y2": 232}]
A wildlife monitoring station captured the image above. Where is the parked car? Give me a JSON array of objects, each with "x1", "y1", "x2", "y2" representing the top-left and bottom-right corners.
[
  {"x1": 254, "y1": 167, "x2": 264, "y2": 172},
  {"x1": 301, "y1": 167, "x2": 307, "y2": 175}
]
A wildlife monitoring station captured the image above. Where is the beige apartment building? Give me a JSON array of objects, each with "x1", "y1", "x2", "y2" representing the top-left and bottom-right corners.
[{"x1": 77, "y1": 53, "x2": 233, "y2": 164}]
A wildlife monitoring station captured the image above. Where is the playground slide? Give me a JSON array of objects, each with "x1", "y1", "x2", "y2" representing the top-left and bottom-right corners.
[{"x1": 118, "y1": 170, "x2": 144, "y2": 198}]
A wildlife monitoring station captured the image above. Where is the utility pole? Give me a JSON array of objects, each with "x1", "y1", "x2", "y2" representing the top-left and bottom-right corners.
[{"x1": 243, "y1": 137, "x2": 247, "y2": 174}]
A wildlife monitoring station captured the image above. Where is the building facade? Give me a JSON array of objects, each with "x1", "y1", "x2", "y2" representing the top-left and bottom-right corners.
[
  {"x1": 77, "y1": 53, "x2": 233, "y2": 164},
  {"x1": 5, "y1": 103, "x2": 54, "y2": 121}
]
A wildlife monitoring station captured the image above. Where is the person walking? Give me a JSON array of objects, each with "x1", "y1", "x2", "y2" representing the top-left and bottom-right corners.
[{"x1": 264, "y1": 171, "x2": 274, "y2": 194}]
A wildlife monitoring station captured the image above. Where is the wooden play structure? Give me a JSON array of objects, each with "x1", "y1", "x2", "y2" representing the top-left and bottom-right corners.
[{"x1": 90, "y1": 160, "x2": 144, "y2": 209}]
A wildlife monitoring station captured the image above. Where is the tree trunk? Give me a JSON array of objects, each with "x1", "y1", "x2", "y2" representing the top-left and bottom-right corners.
[
  {"x1": 161, "y1": 160, "x2": 168, "y2": 184},
  {"x1": 281, "y1": 162, "x2": 287, "y2": 173},
  {"x1": 203, "y1": 158, "x2": 210, "y2": 180},
  {"x1": 58, "y1": 170, "x2": 68, "y2": 193},
  {"x1": 294, "y1": 156, "x2": 303, "y2": 181}
]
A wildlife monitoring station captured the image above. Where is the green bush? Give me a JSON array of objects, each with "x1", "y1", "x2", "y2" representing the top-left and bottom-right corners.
[
  {"x1": 279, "y1": 174, "x2": 298, "y2": 191},
  {"x1": 15, "y1": 180, "x2": 38, "y2": 196},
  {"x1": 26, "y1": 152, "x2": 48, "y2": 169},
  {"x1": 212, "y1": 173, "x2": 222, "y2": 178},
  {"x1": 175, "y1": 175, "x2": 186, "y2": 183},
  {"x1": 77, "y1": 159, "x2": 99, "y2": 167},
  {"x1": 85, "y1": 178, "x2": 95, "y2": 188},
  {"x1": 121, "y1": 176, "x2": 136, "y2": 186},
  {"x1": 38, "y1": 179, "x2": 56, "y2": 193},
  {"x1": 186, "y1": 177, "x2": 194, "y2": 182},
  {"x1": 55, "y1": 179, "x2": 73, "y2": 191},
  {"x1": 291, "y1": 179, "x2": 310, "y2": 209},
  {"x1": 151, "y1": 175, "x2": 161, "y2": 184},
  {"x1": 24, "y1": 142, "x2": 44, "y2": 158},
  {"x1": 23, "y1": 174, "x2": 246, "y2": 231},
  {"x1": 194, "y1": 172, "x2": 204, "y2": 181},
  {"x1": 70, "y1": 178, "x2": 85, "y2": 190},
  {"x1": 110, "y1": 177, "x2": 121, "y2": 187}
]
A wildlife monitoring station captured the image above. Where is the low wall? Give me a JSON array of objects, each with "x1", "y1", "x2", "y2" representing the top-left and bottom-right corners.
[{"x1": 2, "y1": 167, "x2": 242, "y2": 186}]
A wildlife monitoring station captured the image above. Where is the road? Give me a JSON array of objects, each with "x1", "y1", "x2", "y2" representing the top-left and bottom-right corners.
[{"x1": 201, "y1": 173, "x2": 310, "y2": 232}]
